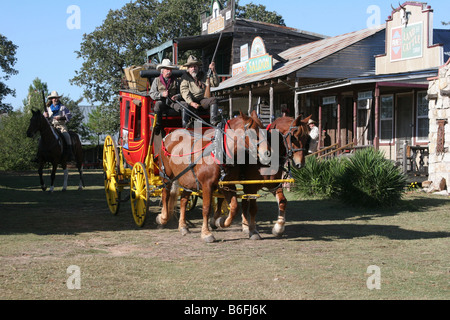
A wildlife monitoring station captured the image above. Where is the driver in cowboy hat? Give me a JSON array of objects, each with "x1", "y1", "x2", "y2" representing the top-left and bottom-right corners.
[
  {"x1": 149, "y1": 59, "x2": 187, "y2": 135},
  {"x1": 180, "y1": 55, "x2": 220, "y2": 126},
  {"x1": 43, "y1": 91, "x2": 74, "y2": 160}
]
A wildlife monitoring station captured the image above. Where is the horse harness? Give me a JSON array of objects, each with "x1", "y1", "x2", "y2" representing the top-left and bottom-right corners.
[{"x1": 159, "y1": 119, "x2": 268, "y2": 192}]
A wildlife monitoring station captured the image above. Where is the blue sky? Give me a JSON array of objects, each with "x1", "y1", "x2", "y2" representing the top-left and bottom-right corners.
[{"x1": 1, "y1": 0, "x2": 449, "y2": 110}]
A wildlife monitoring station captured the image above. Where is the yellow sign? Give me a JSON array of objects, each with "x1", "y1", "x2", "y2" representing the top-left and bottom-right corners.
[{"x1": 208, "y1": 15, "x2": 225, "y2": 34}]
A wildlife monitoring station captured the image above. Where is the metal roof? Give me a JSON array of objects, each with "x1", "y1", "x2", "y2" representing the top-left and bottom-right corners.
[{"x1": 212, "y1": 25, "x2": 386, "y2": 93}]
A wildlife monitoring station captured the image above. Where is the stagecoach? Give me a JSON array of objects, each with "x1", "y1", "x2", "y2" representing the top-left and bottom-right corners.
[{"x1": 102, "y1": 67, "x2": 301, "y2": 240}]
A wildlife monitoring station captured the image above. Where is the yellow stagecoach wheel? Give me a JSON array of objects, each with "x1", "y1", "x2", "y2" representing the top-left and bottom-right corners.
[
  {"x1": 103, "y1": 136, "x2": 121, "y2": 215},
  {"x1": 130, "y1": 162, "x2": 150, "y2": 228}
]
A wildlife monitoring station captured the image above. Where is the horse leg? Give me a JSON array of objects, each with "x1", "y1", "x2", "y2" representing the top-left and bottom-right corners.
[
  {"x1": 78, "y1": 163, "x2": 85, "y2": 190},
  {"x1": 210, "y1": 197, "x2": 223, "y2": 229},
  {"x1": 62, "y1": 167, "x2": 69, "y2": 192},
  {"x1": 218, "y1": 190, "x2": 239, "y2": 229},
  {"x1": 38, "y1": 164, "x2": 46, "y2": 192},
  {"x1": 49, "y1": 163, "x2": 58, "y2": 193},
  {"x1": 241, "y1": 198, "x2": 250, "y2": 235},
  {"x1": 178, "y1": 190, "x2": 191, "y2": 236},
  {"x1": 272, "y1": 188, "x2": 287, "y2": 237},
  {"x1": 248, "y1": 198, "x2": 261, "y2": 240},
  {"x1": 200, "y1": 187, "x2": 215, "y2": 243},
  {"x1": 157, "y1": 184, "x2": 173, "y2": 226}
]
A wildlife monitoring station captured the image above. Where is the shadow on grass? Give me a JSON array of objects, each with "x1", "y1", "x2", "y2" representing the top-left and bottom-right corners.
[{"x1": 1, "y1": 170, "x2": 449, "y2": 243}]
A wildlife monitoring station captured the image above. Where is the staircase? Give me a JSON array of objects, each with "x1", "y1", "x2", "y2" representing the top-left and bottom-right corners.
[{"x1": 258, "y1": 104, "x2": 271, "y2": 127}]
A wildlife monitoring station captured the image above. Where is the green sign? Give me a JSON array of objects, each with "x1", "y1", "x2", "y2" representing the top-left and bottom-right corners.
[{"x1": 246, "y1": 54, "x2": 273, "y2": 75}]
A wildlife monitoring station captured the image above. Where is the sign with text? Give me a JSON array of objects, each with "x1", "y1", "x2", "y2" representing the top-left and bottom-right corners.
[
  {"x1": 246, "y1": 54, "x2": 273, "y2": 75},
  {"x1": 391, "y1": 22, "x2": 423, "y2": 62}
]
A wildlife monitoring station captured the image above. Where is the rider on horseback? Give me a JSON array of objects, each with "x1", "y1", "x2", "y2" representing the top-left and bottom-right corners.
[{"x1": 43, "y1": 91, "x2": 74, "y2": 161}]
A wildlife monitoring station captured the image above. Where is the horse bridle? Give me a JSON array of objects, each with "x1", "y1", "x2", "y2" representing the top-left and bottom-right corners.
[{"x1": 281, "y1": 119, "x2": 309, "y2": 159}]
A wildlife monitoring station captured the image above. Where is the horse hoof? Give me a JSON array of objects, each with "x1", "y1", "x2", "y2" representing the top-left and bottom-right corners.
[
  {"x1": 242, "y1": 224, "x2": 250, "y2": 235},
  {"x1": 215, "y1": 217, "x2": 226, "y2": 229},
  {"x1": 155, "y1": 214, "x2": 164, "y2": 226},
  {"x1": 41, "y1": 185, "x2": 47, "y2": 192},
  {"x1": 249, "y1": 232, "x2": 262, "y2": 241},
  {"x1": 180, "y1": 228, "x2": 190, "y2": 236},
  {"x1": 272, "y1": 223, "x2": 285, "y2": 237},
  {"x1": 203, "y1": 235, "x2": 216, "y2": 243}
]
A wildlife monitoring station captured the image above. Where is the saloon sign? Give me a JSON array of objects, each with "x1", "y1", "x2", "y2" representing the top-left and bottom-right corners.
[
  {"x1": 246, "y1": 37, "x2": 273, "y2": 75},
  {"x1": 391, "y1": 22, "x2": 423, "y2": 62}
]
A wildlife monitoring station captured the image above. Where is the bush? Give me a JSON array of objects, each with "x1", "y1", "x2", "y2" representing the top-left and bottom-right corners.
[
  {"x1": 336, "y1": 148, "x2": 407, "y2": 207},
  {"x1": 292, "y1": 148, "x2": 407, "y2": 207},
  {"x1": 292, "y1": 156, "x2": 346, "y2": 198}
]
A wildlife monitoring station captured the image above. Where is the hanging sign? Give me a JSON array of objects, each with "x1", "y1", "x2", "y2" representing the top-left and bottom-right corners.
[
  {"x1": 246, "y1": 36, "x2": 273, "y2": 75},
  {"x1": 247, "y1": 54, "x2": 273, "y2": 75}
]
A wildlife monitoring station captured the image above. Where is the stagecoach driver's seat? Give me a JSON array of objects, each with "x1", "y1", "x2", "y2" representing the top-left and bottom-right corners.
[
  {"x1": 149, "y1": 59, "x2": 188, "y2": 135},
  {"x1": 44, "y1": 91, "x2": 74, "y2": 161}
]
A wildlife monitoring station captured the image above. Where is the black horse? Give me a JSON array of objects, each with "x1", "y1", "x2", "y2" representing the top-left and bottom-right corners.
[{"x1": 26, "y1": 109, "x2": 85, "y2": 192}]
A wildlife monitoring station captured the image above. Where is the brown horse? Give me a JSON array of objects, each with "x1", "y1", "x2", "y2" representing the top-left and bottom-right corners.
[
  {"x1": 157, "y1": 111, "x2": 271, "y2": 243},
  {"x1": 223, "y1": 115, "x2": 311, "y2": 239},
  {"x1": 26, "y1": 109, "x2": 85, "y2": 192}
]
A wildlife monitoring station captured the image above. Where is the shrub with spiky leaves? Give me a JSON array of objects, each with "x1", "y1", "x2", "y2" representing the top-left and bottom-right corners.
[
  {"x1": 293, "y1": 156, "x2": 346, "y2": 198},
  {"x1": 335, "y1": 148, "x2": 407, "y2": 207}
]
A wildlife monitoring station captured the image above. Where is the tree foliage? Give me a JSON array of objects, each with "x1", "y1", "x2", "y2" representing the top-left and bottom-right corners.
[
  {"x1": 71, "y1": 0, "x2": 285, "y2": 106},
  {"x1": 0, "y1": 34, "x2": 18, "y2": 114},
  {"x1": 236, "y1": 2, "x2": 285, "y2": 26}
]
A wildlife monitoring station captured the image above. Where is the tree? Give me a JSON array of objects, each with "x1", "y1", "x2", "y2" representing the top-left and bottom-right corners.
[
  {"x1": 72, "y1": 0, "x2": 285, "y2": 133},
  {"x1": 0, "y1": 34, "x2": 18, "y2": 114},
  {"x1": 0, "y1": 110, "x2": 38, "y2": 171},
  {"x1": 236, "y1": 1, "x2": 285, "y2": 26}
]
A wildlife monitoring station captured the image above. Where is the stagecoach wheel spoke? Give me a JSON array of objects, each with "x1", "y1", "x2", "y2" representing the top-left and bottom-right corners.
[
  {"x1": 103, "y1": 136, "x2": 121, "y2": 215},
  {"x1": 130, "y1": 162, "x2": 150, "y2": 228}
]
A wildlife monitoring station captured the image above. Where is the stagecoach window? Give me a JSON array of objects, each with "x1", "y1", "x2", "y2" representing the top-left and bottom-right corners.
[
  {"x1": 124, "y1": 100, "x2": 131, "y2": 129},
  {"x1": 380, "y1": 95, "x2": 394, "y2": 142},
  {"x1": 135, "y1": 103, "x2": 142, "y2": 140},
  {"x1": 416, "y1": 91, "x2": 429, "y2": 142}
]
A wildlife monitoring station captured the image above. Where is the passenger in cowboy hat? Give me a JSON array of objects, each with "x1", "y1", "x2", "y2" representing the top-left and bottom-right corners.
[
  {"x1": 43, "y1": 91, "x2": 74, "y2": 160},
  {"x1": 180, "y1": 55, "x2": 220, "y2": 126},
  {"x1": 149, "y1": 59, "x2": 187, "y2": 135},
  {"x1": 308, "y1": 118, "x2": 319, "y2": 154}
]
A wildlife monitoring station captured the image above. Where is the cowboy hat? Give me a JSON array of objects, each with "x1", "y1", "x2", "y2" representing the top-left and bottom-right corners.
[
  {"x1": 308, "y1": 119, "x2": 317, "y2": 125},
  {"x1": 156, "y1": 59, "x2": 178, "y2": 71},
  {"x1": 183, "y1": 55, "x2": 202, "y2": 67},
  {"x1": 47, "y1": 91, "x2": 62, "y2": 100}
]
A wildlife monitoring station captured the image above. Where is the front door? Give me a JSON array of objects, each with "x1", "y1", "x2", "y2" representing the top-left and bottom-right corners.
[{"x1": 396, "y1": 93, "x2": 413, "y2": 167}]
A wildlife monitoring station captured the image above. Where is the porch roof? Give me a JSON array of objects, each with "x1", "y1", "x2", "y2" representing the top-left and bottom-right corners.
[
  {"x1": 295, "y1": 69, "x2": 437, "y2": 95},
  {"x1": 212, "y1": 25, "x2": 386, "y2": 94}
]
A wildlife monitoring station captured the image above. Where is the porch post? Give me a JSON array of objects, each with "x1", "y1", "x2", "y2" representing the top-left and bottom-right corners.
[
  {"x1": 269, "y1": 85, "x2": 274, "y2": 124},
  {"x1": 248, "y1": 88, "x2": 252, "y2": 116},
  {"x1": 374, "y1": 84, "x2": 380, "y2": 150},
  {"x1": 337, "y1": 94, "x2": 341, "y2": 148},
  {"x1": 294, "y1": 78, "x2": 300, "y2": 119},
  {"x1": 173, "y1": 42, "x2": 178, "y2": 65},
  {"x1": 229, "y1": 94, "x2": 233, "y2": 119},
  {"x1": 353, "y1": 92, "x2": 358, "y2": 146},
  {"x1": 318, "y1": 101, "x2": 323, "y2": 150}
]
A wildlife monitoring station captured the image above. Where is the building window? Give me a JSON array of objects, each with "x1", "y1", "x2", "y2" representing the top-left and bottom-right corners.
[
  {"x1": 380, "y1": 95, "x2": 394, "y2": 142},
  {"x1": 416, "y1": 91, "x2": 429, "y2": 142}
]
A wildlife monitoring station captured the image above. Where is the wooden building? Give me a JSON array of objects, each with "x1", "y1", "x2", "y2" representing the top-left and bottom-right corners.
[
  {"x1": 213, "y1": 2, "x2": 450, "y2": 176},
  {"x1": 146, "y1": 0, "x2": 324, "y2": 84}
]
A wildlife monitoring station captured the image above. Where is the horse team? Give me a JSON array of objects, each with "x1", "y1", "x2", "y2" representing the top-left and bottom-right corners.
[{"x1": 27, "y1": 105, "x2": 311, "y2": 243}]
